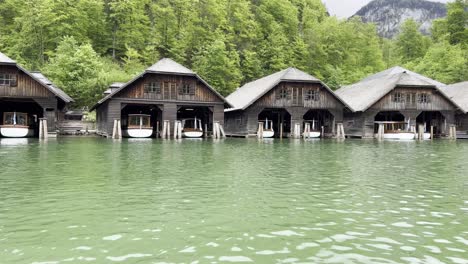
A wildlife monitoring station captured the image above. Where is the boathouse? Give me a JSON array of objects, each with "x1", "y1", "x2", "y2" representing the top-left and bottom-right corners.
[
  {"x1": 335, "y1": 67, "x2": 463, "y2": 139},
  {"x1": 441, "y1": 82, "x2": 468, "y2": 138},
  {"x1": 0, "y1": 51, "x2": 73, "y2": 137},
  {"x1": 91, "y1": 58, "x2": 230, "y2": 138},
  {"x1": 224, "y1": 68, "x2": 348, "y2": 138}
]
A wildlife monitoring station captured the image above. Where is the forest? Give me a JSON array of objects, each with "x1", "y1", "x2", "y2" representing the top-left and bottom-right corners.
[{"x1": 0, "y1": 0, "x2": 466, "y2": 107}]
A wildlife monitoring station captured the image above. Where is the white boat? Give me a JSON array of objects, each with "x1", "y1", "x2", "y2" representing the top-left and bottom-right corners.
[
  {"x1": 382, "y1": 132, "x2": 415, "y2": 140},
  {"x1": 259, "y1": 119, "x2": 274, "y2": 138},
  {"x1": 0, "y1": 112, "x2": 34, "y2": 138},
  {"x1": 375, "y1": 121, "x2": 415, "y2": 140},
  {"x1": 423, "y1": 133, "x2": 431, "y2": 140},
  {"x1": 305, "y1": 131, "x2": 321, "y2": 138},
  {"x1": 123, "y1": 114, "x2": 153, "y2": 138},
  {"x1": 304, "y1": 120, "x2": 321, "y2": 138},
  {"x1": 182, "y1": 118, "x2": 203, "y2": 138}
]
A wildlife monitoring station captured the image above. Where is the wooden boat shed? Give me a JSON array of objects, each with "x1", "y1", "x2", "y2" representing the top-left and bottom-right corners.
[
  {"x1": 0, "y1": 51, "x2": 73, "y2": 137},
  {"x1": 224, "y1": 68, "x2": 349, "y2": 137},
  {"x1": 91, "y1": 58, "x2": 231, "y2": 138},
  {"x1": 441, "y1": 81, "x2": 468, "y2": 138},
  {"x1": 335, "y1": 67, "x2": 463, "y2": 138}
]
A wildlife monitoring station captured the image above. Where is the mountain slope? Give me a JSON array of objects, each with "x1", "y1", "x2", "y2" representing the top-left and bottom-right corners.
[{"x1": 354, "y1": 0, "x2": 447, "y2": 38}]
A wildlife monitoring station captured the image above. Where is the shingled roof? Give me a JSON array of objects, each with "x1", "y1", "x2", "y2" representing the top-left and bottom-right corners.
[
  {"x1": 225, "y1": 67, "x2": 347, "y2": 111},
  {"x1": 335, "y1": 66, "x2": 454, "y2": 112},
  {"x1": 440, "y1": 81, "x2": 468, "y2": 113},
  {"x1": 0, "y1": 51, "x2": 16, "y2": 64},
  {"x1": 31, "y1": 72, "x2": 74, "y2": 103},
  {"x1": 0, "y1": 51, "x2": 73, "y2": 103},
  {"x1": 92, "y1": 58, "x2": 230, "y2": 110}
]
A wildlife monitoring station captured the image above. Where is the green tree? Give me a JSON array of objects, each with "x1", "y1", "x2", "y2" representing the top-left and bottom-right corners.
[
  {"x1": 412, "y1": 41, "x2": 468, "y2": 84},
  {"x1": 42, "y1": 37, "x2": 103, "y2": 107},
  {"x1": 395, "y1": 19, "x2": 431, "y2": 64},
  {"x1": 193, "y1": 37, "x2": 242, "y2": 96},
  {"x1": 446, "y1": 0, "x2": 468, "y2": 45}
]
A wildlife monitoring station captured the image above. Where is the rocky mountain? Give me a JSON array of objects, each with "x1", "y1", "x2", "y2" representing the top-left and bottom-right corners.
[{"x1": 354, "y1": 0, "x2": 447, "y2": 38}]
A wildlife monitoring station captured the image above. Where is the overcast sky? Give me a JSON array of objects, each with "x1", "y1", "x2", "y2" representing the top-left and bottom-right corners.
[{"x1": 322, "y1": 0, "x2": 452, "y2": 18}]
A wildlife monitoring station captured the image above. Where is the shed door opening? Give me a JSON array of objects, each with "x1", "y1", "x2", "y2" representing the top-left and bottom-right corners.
[
  {"x1": 121, "y1": 104, "x2": 161, "y2": 138},
  {"x1": 0, "y1": 99, "x2": 43, "y2": 138},
  {"x1": 416, "y1": 111, "x2": 445, "y2": 137},
  {"x1": 177, "y1": 106, "x2": 212, "y2": 132},
  {"x1": 374, "y1": 111, "x2": 405, "y2": 133},
  {"x1": 303, "y1": 109, "x2": 334, "y2": 133},
  {"x1": 258, "y1": 108, "x2": 291, "y2": 137}
]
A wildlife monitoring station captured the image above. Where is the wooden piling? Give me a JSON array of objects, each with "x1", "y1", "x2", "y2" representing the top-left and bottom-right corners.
[
  {"x1": 430, "y1": 125, "x2": 434, "y2": 140},
  {"x1": 293, "y1": 123, "x2": 301, "y2": 139},
  {"x1": 336, "y1": 123, "x2": 345, "y2": 139},
  {"x1": 39, "y1": 118, "x2": 44, "y2": 139},
  {"x1": 219, "y1": 122, "x2": 226, "y2": 138},
  {"x1": 279, "y1": 122, "x2": 283, "y2": 139},
  {"x1": 377, "y1": 123, "x2": 384, "y2": 140},
  {"x1": 204, "y1": 124, "x2": 208, "y2": 138},
  {"x1": 174, "y1": 121, "x2": 182, "y2": 139},
  {"x1": 156, "y1": 121, "x2": 160, "y2": 138},
  {"x1": 213, "y1": 122, "x2": 219, "y2": 139},
  {"x1": 418, "y1": 124, "x2": 424, "y2": 140},
  {"x1": 112, "y1": 119, "x2": 122, "y2": 139},
  {"x1": 321, "y1": 126, "x2": 325, "y2": 139},
  {"x1": 257, "y1": 122, "x2": 264, "y2": 139},
  {"x1": 303, "y1": 122, "x2": 310, "y2": 139}
]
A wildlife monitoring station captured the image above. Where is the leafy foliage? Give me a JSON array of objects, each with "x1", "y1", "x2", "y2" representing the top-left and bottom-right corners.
[{"x1": 0, "y1": 0, "x2": 466, "y2": 107}]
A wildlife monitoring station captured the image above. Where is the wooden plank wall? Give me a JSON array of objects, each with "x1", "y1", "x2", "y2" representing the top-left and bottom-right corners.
[
  {"x1": 253, "y1": 82, "x2": 343, "y2": 109},
  {"x1": 370, "y1": 87, "x2": 455, "y2": 111},
  {"x1": 0, "y1": 65, "x2": 55, "y2": 98},
  {"x1": 224, "y1": 81, "x2": 345, "y2": 136},
  {"x1": 456, "y1": 114, "x2": 468, "y2": 131},
  {"x1": 117, "y1": 74, "x2": 223, "y2": 103}
]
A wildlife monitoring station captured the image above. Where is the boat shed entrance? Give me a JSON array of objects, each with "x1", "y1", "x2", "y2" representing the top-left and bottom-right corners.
[
  {"x1": 91, "y1": 58, "x2": 231, "y2": 138},
  {"x1": 224, "y1": 68, "x2": 348, "y2": 138}
]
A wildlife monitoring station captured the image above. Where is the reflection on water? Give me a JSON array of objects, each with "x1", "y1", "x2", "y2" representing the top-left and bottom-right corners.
[
  {"x1": 0, "y1": 137, "x2": 467, "y2": 263},
  {"x1": 0, "y1": 138, "x2": 30, "y2": 146}
]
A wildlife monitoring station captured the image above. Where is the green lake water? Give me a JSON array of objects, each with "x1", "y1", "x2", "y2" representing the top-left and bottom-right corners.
[{"x1": 0, "y1": 137, "x2": 467, "y2": 264}]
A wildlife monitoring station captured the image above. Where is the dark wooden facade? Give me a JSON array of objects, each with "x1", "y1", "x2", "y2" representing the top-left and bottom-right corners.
[
  {"x1": 0, "y1": 64, "x2": 69, "y2": 134},
  {"x1": 225, "y1": 81, "x2": 345, "y2": 137},
  {"x1": 343, "y1": 86, "x2": 457, "y2": 138},
  {"x1": 94, "y1": 72, "x2": 226, "y2": 137}
]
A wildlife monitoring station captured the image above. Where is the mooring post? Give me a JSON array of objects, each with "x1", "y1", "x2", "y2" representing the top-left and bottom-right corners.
[
  {"x1": 293, "y1": 123, "x2": 301, "y2": 139},
  {"x1": 39, "y1": 118, "x2": 44, "y2": 139},
  {"x1": 112, "y1": 119, "x2": 121, "y2": 139},
  {"x1": 161, "y1": 120, "x2": 167, "y2": 139},
  {"x1": 166, "y1": 120, "x2": 171, "y2": 139},
  {"x1": 303, "y1": 122, "x2": 310, "y2": 139},
  {"x1": 279, "y1": 122, "x2": 283, "y2": 139},
  {"x1": 174, "y1": 121, "x2": 179, "y2": 139},
  {"x1": 219, "y1": 123, "x2": 226, "y2": 138},
  {"x1": 336, "y1": 123, "x2": 345, "y2": 139},
  {"x1": 449, "y1": 125, "x2": 457, "y2": 140},
  {"x1": 257, "y1": 122, "x2": 264, "y2": 139},
  {"x1": 418, "y1": 124, "x2": 424, "y2": 140},
  {"x1": 321, "y1": 126, "x2": 325, "y2": 139},
  {"x1": 213, "y1": 122, "x2": 218, "y2": 139},
  {"x1": 430, "y1": 125, "x2": 434, "y2": 140},
  {"x1": 156, "y1": 121, "x2": 160, "y2": 138}
]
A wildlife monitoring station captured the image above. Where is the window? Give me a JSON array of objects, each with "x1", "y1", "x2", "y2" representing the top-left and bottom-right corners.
[
  {"x1": 0, "y1": 73, "x2": 17, "y2": 86},
  {"x1": 417, "y1": 93, "x2": 431, "y2": 104},
  {"x1": 2, "y1": 112, "x2": 27, "y2": 126},
  {"x1": 305, "y1": 89, "x2": 320, "y2": 101},
  {"x1": 392, "y1": 92, "x2": 404, "y2": 103},
  {"x1": 128, "y1": 115, "x2": 151, "y2": 128},
  {"x1": 277, "y1": 88, "x2": 290, "y2": 100},
  {"x1": 179, "y1": 83, "x2": 192, "y2": 95},
  {"x1": 144, "y1": 82, "x2": 161, "y2": 93}
]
